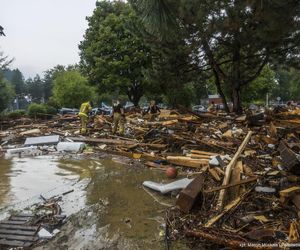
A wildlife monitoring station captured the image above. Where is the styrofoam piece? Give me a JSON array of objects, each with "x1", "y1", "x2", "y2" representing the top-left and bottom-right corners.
[
  {"x1": 255, "y1": 186, "x2": 276, "y2": 193},
  {"x1": 38, "y1": 227, "x2": 53, "y2": 239},
  {"x1": 142, "y1": 178, "x2": 193, "y2": 194},
  {"x1": 24, "y1": 135, "x2": 60, "y2": 146},
  {"x1": 5, "y1": 146, "x2": 42, "y2": 158},
  {"x1": 57, "y1": 142, "x2": 85, "y2": 152}
]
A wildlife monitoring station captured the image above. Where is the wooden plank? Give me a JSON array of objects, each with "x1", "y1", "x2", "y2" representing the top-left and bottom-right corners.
[
  {"x1": 0, "y1": 233, "x2": 38, "y2": 242},
  {"x1": 0, "y1": 224, "x2": 38, "y2": 231},
  {"x1": 67, "y1": 136, "x2": 166, "y2": 149},
  {"x1": 227, "y1": 161, "x2": 242, "y2": 202},
  {"x1": 9, "y1": 217, "x2": 30, "y2": 221},
  {"x1": 0, "y1": 220, "x2": 26, "y2": 225},
  {"x1": 176, "y1": 174, "x2": 204, "y2": 213},
  {"x1": 13, "y1": 214, "x2": 34, "y2": 218},
  {"x1": 216, "y1": 131, "x2": 253, "y2": 210},
  {"x1": 204, "y1": 176, "x2": 258, "y2": 193},
  {"x1": 0, "y1": 229, "x2": 36, "y2": 236},
  {"x1": 190, "y1": 150, "x2": 218, "y2": 156},
  {"x1": 205, "y1": 189, "x2": 251, "y2": 227},
  {"x1": 0, "y1": 239, "x2": 32, "y2": 247}
]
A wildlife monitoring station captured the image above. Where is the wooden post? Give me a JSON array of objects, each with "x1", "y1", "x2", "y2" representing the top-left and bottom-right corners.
[{"x1": 216, "y1": 131, "x2": 253, "y2": 210}]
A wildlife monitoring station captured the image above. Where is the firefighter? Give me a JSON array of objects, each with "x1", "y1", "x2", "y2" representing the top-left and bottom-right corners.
[
  {"x1": 78, "y1": 101, "x2": 93, "y2": 134},
  {"x1": 112, "y1": 99, "x2": 125, "y2": 135},
  {"x1": 146, "y1": 100, "x2": 161, "y2": 121}
]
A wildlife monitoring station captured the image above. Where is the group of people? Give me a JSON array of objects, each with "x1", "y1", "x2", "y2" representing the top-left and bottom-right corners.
[{"x1": 78, "y1": 100, "x2": 161, "y2": 135}]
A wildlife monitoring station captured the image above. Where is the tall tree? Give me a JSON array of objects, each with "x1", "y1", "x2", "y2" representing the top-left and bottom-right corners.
[
  {"x1": 0, "y1": 52, "x2": 14, "y2": 112},
  {"x1": 79, "y1": 0, "x2": 151, "y2": 107},
  {"x1": 134, "y1": 0, "x2": 300, "y2": 114},
  {"x1": 9, "y1": 69, "x2": 25, "y2": 95},
  {"x1": 43, "y1": 65, "x2": 66, "y2": 101},
  {"x1": 52, "y1": 70, "x2": 95, "y2": 108},
  {"x1": 26, "y1": 75, "x2": 44, "y2": 103}
]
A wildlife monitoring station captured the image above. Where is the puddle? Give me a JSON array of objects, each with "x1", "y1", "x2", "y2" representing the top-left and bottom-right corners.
[{"x1": 0, "y1": 155, "x2": 174, "y2": 249}]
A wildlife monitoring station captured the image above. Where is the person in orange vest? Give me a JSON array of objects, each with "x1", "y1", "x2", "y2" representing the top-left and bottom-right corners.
[{"x1": 78, "y1": 101, "x2": 93, "y2": 134}]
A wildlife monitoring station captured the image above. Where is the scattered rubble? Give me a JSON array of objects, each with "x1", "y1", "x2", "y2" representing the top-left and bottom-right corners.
[{"x1": 1, "y1": 106, "x2": 300, "y2": 248}]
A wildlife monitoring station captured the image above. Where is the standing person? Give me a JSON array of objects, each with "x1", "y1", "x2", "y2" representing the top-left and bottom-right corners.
[
  {"x1": 207, "y1": 101, "x2": 216, "y2": 113},
  {"x1": 112, "y1": 99, "x2": 125, "y2": 135},
  {"x1": 146, "y1": 100, "x2": 161, "y2": 121},
  {"x1": 78, "y1": 101, "x2": 93, "y2": 134}
]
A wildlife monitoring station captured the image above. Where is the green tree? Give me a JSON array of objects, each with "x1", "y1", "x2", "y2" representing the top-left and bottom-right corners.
[
  {"x1": 79, "y1": 1, "x2": 151, "y2": 107},
  {"x1": 9, "y1": 69, "x2": 25, "y2": 95},
  {"x1": 52, "y1": 70, "x2": 95, "y2": 108},
  {"x1": 0, "y1": 79, "x2": 14, "y2": 112},
  {"x1": 273, "y1": 67, "x2": 300, "y2": 102},
  {"x1": 241, "y1": 65, "x2": 277, "y2": 104},
  {"x1": 43, "y1": 65, "x2": 66, "y2": 101},
  {"x1": 25, "y1": 75, "x2": 44, "y2": 103},
  {"x1": 0, "y1": 52, "x2": 14, "y2": 112},
  {"x1": 133, "y1": 0, "x2": 300, "y2": 114}
]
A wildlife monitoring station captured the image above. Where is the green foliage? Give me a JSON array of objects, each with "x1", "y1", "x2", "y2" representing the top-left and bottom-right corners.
[
  {"x1": 79, "y1": 1, "x2": 151, "y2": 106},
  {"x1": 273, "y1": 67, "x2": 300, "y2": 102},
  {"x1": 7, "y1": 109, "x2": 26, "y2": 119},
  {"x1": 27, "y1": 103, "x2": 46, "y2": 118},
  {"x1": 25, "y1": 75, "x2": 44, "y2": 102},
  {"x1": 0, "y1": 52, "x2": 15, "y2": 113},
  {"x1": 134, "y1": 0, "x2": 300, "y2": 113},
  {"x1": 4, "y1": 68, "x2": 25, "y2": 95},
  {"x1": 241, "y1": 65, "x2": 276, "y2": 104},
  {"x1": 52, "y1": 70, "x2": 95, "y2": 108},
  {"x1": 164, "y1": 83, "x2": 195, "y2": 108},
  {"x1": 0, "y1": 80, "x2": 14, "y2": 113},
  {"x1": 27, "y1": 103, "x2": 57, "y2": 118}
]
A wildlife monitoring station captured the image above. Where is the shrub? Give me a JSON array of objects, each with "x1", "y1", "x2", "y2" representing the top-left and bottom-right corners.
[
  {"x1": 27, "y1": 103, "x2": 57, "y2": 118},
  {"x1": 7, "y1": 109, "x2": 26, "y2": 119},
  {"x1": 44, "y1": 105, "x2": 57, "y2": 115}
]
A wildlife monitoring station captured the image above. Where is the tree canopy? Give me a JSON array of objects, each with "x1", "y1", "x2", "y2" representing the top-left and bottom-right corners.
[
  {"x1": 133, "y1": 0, "x2": 300, "y2": 113},
  {"x1": 52, "y1": 70, "x2": 95, "y2": 108},
  {"x1": 79, "y1": 0, "x2": 151, "y2": 106}
]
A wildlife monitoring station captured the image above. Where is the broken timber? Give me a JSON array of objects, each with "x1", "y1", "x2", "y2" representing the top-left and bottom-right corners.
[
  {"x1": 176, "y1": 174, "x2": 204, "y2": 213},
  {"x1": 0, "y1": 214, "x2": 39, "y2": 248},
  {"x1": 216, "y1": 131, "x2": 253, "y2": 209},
  {"x1": 68, "y1": 136, "x2": 166, "y2": 149}
]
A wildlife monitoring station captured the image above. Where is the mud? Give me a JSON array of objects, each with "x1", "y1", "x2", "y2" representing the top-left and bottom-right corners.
[{"x1": 0, "y1": 154, "x2": 177, "y2": 249}]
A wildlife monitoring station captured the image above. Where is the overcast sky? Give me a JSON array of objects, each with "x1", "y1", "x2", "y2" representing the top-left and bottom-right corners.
[{"x1": 0, "y1": 0, "x2": 96, "y2": 78}]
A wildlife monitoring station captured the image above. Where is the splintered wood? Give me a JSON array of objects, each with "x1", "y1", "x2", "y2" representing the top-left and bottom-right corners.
[{"x1": 216, "y1": 131, "x2": 253, "y2": 210}]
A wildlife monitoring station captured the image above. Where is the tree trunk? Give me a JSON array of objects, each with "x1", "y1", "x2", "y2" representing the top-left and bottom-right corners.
[
  {"x1": 127, "y1": 83, "x2": 143, "y2": 107},
  {"x1": 213, "y1": 69, "x2": 230, "y2": 113},
  {"x1": 232, "y1": 87, "x2": 243, "y2": 115}
]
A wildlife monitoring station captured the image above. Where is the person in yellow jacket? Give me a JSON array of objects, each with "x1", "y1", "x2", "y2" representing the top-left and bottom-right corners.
[
  {"x1": 78, "y1": 101, "x2": 93, "y2": 134},
  {"x1": 112, "y1": 99, "x2": 125, "y2": 135}
]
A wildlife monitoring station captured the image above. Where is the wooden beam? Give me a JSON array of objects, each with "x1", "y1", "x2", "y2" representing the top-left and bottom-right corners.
[
  {"x1": 216, "y1": 131, "x2": 253, "y2": 210},
  {"x1": 204, "y1": 176, "x2": 258, "y2": 193}
]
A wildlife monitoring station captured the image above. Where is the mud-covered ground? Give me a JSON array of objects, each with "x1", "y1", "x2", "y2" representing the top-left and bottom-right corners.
[{"x1": 0, "y1": 154, "x2": 183, "y2": 249}]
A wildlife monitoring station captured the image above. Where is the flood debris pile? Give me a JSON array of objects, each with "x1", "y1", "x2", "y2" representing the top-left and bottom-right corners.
[
  {"x1": 0, "y1": 194, "x2": 69, "y2": 249},
  {"x1": 1, "y1": 107, "x2": 300, "y2": 248}
]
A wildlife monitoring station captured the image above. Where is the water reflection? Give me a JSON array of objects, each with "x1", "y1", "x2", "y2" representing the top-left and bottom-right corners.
[
  {"x1": 0, "y1": 158, "x2": 12, "y2": 205},
  {"x1": 0, "y1": 156, "x2": 172, "y2": 248}
]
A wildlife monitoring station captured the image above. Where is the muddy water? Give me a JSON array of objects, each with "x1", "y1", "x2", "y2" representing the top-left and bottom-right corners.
[{"x1": 0, "y1": 155, "x2": 173, "y2": 249}]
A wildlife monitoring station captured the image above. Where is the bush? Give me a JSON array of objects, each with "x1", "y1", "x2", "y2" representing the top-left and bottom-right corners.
[
  {"x1": 7, "y1": 109, "x2": 26, "y2": 119},
  {"x1": 44, "y1": 105, "x2": 57, "y2": 115},
  {"x1": 27, "y1": 103, "x2": 57, "y2": 118}
]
